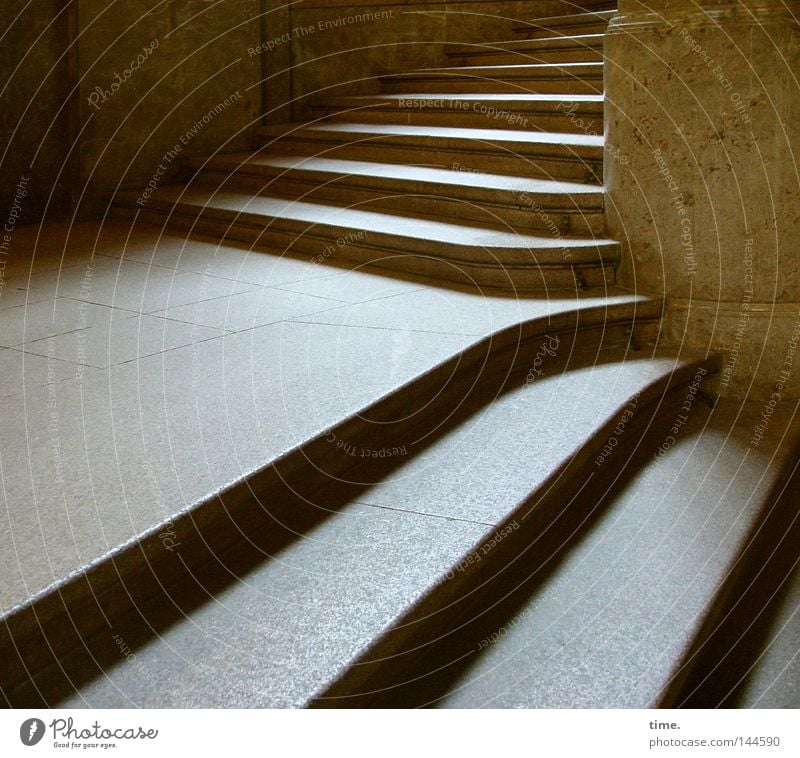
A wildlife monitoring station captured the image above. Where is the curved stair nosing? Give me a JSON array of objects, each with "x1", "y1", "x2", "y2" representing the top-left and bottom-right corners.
[
  {"x1": 446, "y1": 41, "x2": 605, "y2": 67},
  {"x1": 447, "y1": 34, "x2": 606, "y2": 57},
  {"x1": 511, "y1": 10, "x2": 615, "y2": 39},
  {"x1": 110, "y1": 197, "x2": 619, "y2": 291},
  {"x1": 186, "y1": 172, "x2": 608, "y2": 237},
  {"x1": 0, "y1": 301, "x2": 661, "y2": 700},
  {"x1": 379, "y1": 68, "x2": 604, "y2": 96}
]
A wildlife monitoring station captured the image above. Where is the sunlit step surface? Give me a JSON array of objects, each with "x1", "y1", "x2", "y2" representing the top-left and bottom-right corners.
[
  {"x1": 311, "y1": 93, "x2": 604, "y2": 134},
  {"x1": 256, "y1": 122, "x2": 605, "y2": 183},
  {"x1": 185, "y1": 153, "x2": 606, "y2": 234}
]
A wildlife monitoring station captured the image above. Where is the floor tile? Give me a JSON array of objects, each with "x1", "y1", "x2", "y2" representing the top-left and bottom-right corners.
[
  {"x1": 153, "y1": 287, "x2": 339, "y2": 332},
  {"x1": 0, "y1": 320, "x2": 471, "y2": 613},
  {"x1": 291, "y1": 287, "x2": 611, "y2": 337},
  {"x1": 0, "y1": 298, "x2": 133, "y2": 347},
  {"x1": 276, "y1": 266, "x2": 426, "y2": 304},
  {"x1": 21, "y1": 315, "x2": 226, "y2": 368},
  {"x1": 0, "y1": 348, "x2": 96, "y2": 400},
  {"x1": 13, "y1": 258, "x2": 256, "y2": 314},
  {"x1": 0, "y1": 285, "x2": 50, "y2": 311},
  {"x1": 104, "y1": 232, "x2": 341, "y2": 287}
]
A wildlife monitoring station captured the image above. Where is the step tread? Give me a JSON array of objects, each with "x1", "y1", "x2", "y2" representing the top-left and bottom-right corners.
[
  {"x1": 317, "y1": 92, "x2": 605, "y2": 107},
  {"x1": 258, "y1": 121, "x2": 605, "y2": 150},
  {"x1": 124, "y1": 186, "x2": 616, "y2": 251},
  {"x1": 188, "y1": 153, "x2": 605, "y2": 197},
  {"x1": 384, "y1": 62, "x2": 605, "y2": 80}
]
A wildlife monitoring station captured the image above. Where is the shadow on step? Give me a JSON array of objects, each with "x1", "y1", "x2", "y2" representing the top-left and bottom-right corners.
[
  {"x1": 2, "y1": 315, "x2": 662, "y2": 707},
  {"x1": 310, "y1": 384, "x2": 707, "y2": 708}
]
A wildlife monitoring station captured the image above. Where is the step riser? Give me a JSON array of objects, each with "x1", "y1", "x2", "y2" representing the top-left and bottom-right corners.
[
  {"x1": 312, "y1": 108, "x2": 604, "y2": 135},
  {"x1": 450, "y1": 49, "x2": 604, "y2": 66},
  {"x1": 255, "y1": 133, "x2": 604, "y2": 183},
  {"x1": 190, "y1": 170, "x2": 608, "y2": 235},
  {"x1": 111, "y1": 204, "x2": 617, "y2": 291},
  {"x1": 381, "y1": 78, "x2": 603, "y2": 95}
]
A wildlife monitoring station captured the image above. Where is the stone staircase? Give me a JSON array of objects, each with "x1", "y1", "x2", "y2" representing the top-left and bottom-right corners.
[
  {"x1": 112, "y1": 4, "x2": 617, "y2": 292},
  {"x1": 3, "y1": 3, "x2": 799, "y2": 709}
]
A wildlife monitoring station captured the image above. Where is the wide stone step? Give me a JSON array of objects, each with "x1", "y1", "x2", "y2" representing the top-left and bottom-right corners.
[
  {"x1": 447, "y1": 34, "x2": 605, "y2": 66},
  {"x1": 380, "y1": 63, "x2": 604, "y2": 95},
  {"x1": 512, "y1": 10, "x2": 616, "y2": 40},
  {"x1": 11, "y1": 317, "x2": 727, "y2": 707},
  {"x1": 112, "y1": 186, "x2": 619, "y2": 290},
  {"x1": 185, "y1": 153, "x2": 607, "y2": 235},
  {"x1": 256, "y1": 122, "x2": 605, "y2": 183},
  {"x1": 312, "y1": 398, "x2": 800, "y2": 708},
  {"x1": 310, "y1": 93, "x2": 604, "y2": 134}
]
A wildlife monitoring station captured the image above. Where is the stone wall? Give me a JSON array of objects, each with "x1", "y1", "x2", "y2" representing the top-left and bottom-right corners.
[
  {"x1": 0, "y1": 1, "x2": 74, "y2": 225},
  {"x1": 606, "y1": 0, "x2": 800, "y2": 399},
  {"x1": 76, "y1": 0, "x2": 264, "y2": 217}
]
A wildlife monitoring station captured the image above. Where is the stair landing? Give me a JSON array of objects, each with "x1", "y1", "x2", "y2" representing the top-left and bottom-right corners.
[{"x1": 0, "y1": 218, "x2": 657, "y2": 704}]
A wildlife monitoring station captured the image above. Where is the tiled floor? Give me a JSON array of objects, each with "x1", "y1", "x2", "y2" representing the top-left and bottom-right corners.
[{"x1": 0, "y1": 219, "x2": 643, "y2": 617}]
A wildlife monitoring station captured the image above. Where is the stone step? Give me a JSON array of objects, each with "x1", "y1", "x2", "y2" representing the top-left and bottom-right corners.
[
  {"x1": 447, "y1": 34, "x2": 605, "y2": 67},
  {"x1": 511, "y1": 10, "x2": 616, "y2": 40},
  {"x1": 380, "y1": 63, "x2": 604, "y2": 95},
  {"x1": 10, "y1": 319, "x2": 727, "y2": 708},
  {"x1": 312, "y1": 398, "x2": 800, "y2": 708},
  {"x1": 184, "y1": 153, "x2": 607, "y2": 235},
  {"x1": 112, "y1": 186, "x2": 618, "y2": 290},
  {"x1": 255, "y1": 122, "x2": 605, "y2": 184},
  {"x1": 310, "y1": 93, "x2": 604, "y2": 134}
]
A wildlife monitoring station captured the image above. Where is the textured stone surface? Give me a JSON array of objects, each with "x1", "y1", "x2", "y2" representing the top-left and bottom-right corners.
[
  {"x1": 76, "y1": 0, "x2": 263, "y2": 215},
  {"x1": 437, "y1": 401, "x2": 800, "y2": 708},
  {"x1": 50, "y1": 504, "x2": 488, "y2": 709},
  {"x1": 0, "y1": 1, "x2": 72, "y2": 223},
  {"x1": 605, "y1": 0, "x2": 800, "y2": 398},
  {"x1": 353, "y1": 354, "x2": 691, "y2": 525}
]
